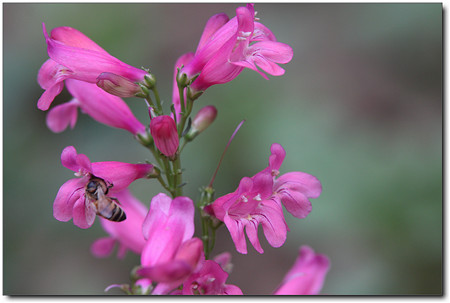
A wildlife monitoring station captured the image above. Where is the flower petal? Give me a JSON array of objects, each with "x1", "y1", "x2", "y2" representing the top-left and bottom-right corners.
[
  {"x1": 90, "y1": 237, "x2": 116, "y2": 258},
  {"x1": 245, "y1": 220, "x2": 264, "y2": 254},
  {"x1": 37, "y1": 81, "x2": 65, "y2": 111},
  {"x1": 46, "y1": 99, "x2": 79, "y2": 133},
  {"x1": 50, "y1": 26, "x2": 107, "y2": 53},
  {"x1": 224, "y1": 214, "x2": 247, "y2": 254},
  {"x1": 274, "y1": 245, "x2": 330, "y2": 295},
  {"x1": 259, "y1": 199, "x2": 287, "y2": 248},
  {"x1": 65, "y1": 79, "x2": 146, "y2": 135},
  {"x1": 277, "y1": 190, "x2": 312, "y2": 219},
  {"x1": 90, "y1": 162, "x2": 153, "y2": 192},
  {"x1": 196, "y1": 13, "x2": 230, "y2": 52},
  {"x1": 138, "y1": 260, "x2": 192, "y2": 283},
  {"x1": 53, "y1": 178, "x2": 85, "y2": 221},
  {"x1": 275, "y1": 172, "x2": 322, "y2": 199}
]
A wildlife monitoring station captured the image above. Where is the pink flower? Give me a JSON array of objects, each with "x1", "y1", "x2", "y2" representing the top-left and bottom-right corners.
[
  {"x1": 150, "y1": 115, "x2": 179, "y2": 158},
  {"x1": 274, "y1": 245, "x2": 330, "y2": 295},
  {"x1": 182, "y1": 260, "x2": 243, "y2": 295},
  {"x1": 46, "y1": 79, "x2": 146, "y2": 135},
  {"x1": 53, "y1": 146, "x2": 154, "y2": 229},
  {"x1": 180, "y1": 4, "x2": 293, "y2": 92},
  {"x1": 38, "y1": 24, "x2": 148, "y2": 111},
  {"x1": 90, "y1": 189, "x2": 148, "y2": 258},
  {"x1": 138, "y1": 193, "x2": 202, "y2": 295},
  {"x1": 207, "y1": 172, "x2": 287, "y2": 254},
  {"x1": 207, "y1": 143, "x2": 322, "y2": 254}
]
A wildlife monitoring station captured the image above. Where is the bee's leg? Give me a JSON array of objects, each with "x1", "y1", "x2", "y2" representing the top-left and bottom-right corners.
[{"x1": 110, "y1": 197, "x2": 121, "y2": 205}]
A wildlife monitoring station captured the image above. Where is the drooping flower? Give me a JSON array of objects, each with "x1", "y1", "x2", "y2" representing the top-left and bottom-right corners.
[
  {"x1": 149, "y1": 115, "x2": 179, "y2": 158},
  {"x1": 274, "y1": 245, "x2": 330, "y2": 295},
  {"x1": 137, "y1": 193, "x2": 203, "y2": 295},
  {"x1": 182, "y1": 260, "x2": 243, "y2": 295},
  {"x1": 38, "y1": 24, "x2": 149, "y2": 111},
  {"x1": 206, "y1": 143, "x2": 322, "y2": 254},
  {"x1": 53, "y1": 146, "x2": 154, "y2": 229},
  {"x1": 46, "y1": 79, "x2": 146, "y2": 135},
  {"x1": 180, "y1": 4, "x2": 293, "y2": 93},
  {"x1": 91, "y1": 189, "x2": 148, "y2": 259}
]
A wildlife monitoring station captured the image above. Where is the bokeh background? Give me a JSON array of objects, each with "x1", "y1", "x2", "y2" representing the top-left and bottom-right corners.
[{"x1": 3, "y1": 3, "x2": 442, "y2": 295}]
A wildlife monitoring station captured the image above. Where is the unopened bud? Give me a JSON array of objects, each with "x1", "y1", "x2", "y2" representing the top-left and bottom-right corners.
[
  {"x1": 176, "y1": 69, "x2": 189, "y2": 88},
  {"x1": 150, "y1": 115, "x2": 179, "y2": 158},
  {"x1": 97, "y1": 72, "x2": 141, "y2": 98},
  {"x1": 185, "y1": 105, "x2": 217, "y2": 141},
  {"x1": 144, "y1": 74, "x2": 156, "y2": 89}
]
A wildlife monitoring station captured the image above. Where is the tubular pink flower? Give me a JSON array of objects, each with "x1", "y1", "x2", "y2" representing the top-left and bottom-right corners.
[
  {"x1": 46, "y1": 79, "x2": 146, "y2": 135},
  {"x1": 208, "y1": 173, "x2": 287, "y2": 254},
  {"x1": 38, "y1": 24, "x2": 148, "y2": 110},
  {"x1": 91, "y1": 189, "x2": 148, "y2": 258},
  {"x1": 274, "y1": 246, "x2": 330, "y2": 295},
  {"x1": 150, "y1": 115, "x2": 179, "y2": 157},
  {"x1": 182, "y1": 260, "x2": 243, "y2": 295},
  {"x1": 138, "y1": 193, "x2": 201, "y2": 295},
  {"x1": 53, "y1": 146, "x2": 154, "y2": 229},
  {"x1": 207, "y1": 143, "x2": 322, "y2": 254},
  {"x1": 180, "y1": 4, "x2": 293, "y2": 93}
]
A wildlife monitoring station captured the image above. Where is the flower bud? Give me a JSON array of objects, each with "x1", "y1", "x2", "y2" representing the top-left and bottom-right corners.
[
  {"x1": 144, "y1": 74, "x2": 157, "y2": 89},
  {"x1": 150, "y1": 115, "x2": 179, "y2": 158},
  {"x1": 185, "y1": 105, "x2": 217, "y2": 141},
  {"x1": 97, "y1": 72, "x2": 141, "y2": 98}
]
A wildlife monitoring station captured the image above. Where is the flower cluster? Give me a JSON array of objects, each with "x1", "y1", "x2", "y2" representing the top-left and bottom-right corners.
[{"x1": 38, "y1": 3, "x2": 330, "y2": 295}]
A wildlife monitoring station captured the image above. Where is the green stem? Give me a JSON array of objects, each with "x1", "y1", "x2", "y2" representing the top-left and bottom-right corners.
[
  {"x1": 172, "y1": 154, "x2": 183, "y2": 197},
  {"x1": 161, "y1": 156, "x2": 174, "y2": 197},
  {"x1": 151, "y1": 86, "x2": 163, "y2": 115}
]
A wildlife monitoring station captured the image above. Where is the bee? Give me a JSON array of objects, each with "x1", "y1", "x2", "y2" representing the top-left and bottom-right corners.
[{"x1": 85, "y1": 177, "x2": 126, "y2": 222}]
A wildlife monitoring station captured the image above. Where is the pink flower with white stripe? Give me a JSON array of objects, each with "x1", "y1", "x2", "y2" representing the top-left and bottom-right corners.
[
  {"x1": 53, "y1": 146, "x2": 154, "y2": 229},
  {"x1": 274, "y1": 245, "x2": 330, "y2": 295},
  {"x1": 38, "y1": 24, "x2": 148, "y2": 111},
  {"x1": 179, "y1": 4, "x2": 293, "y2": 93},
  {"x1": 206, "y1": 143, "x2": 322, "y2": 254}
]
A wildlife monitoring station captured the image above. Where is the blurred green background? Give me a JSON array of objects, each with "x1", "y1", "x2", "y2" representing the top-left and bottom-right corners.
[{"x1": 3, "y1": 3, "x2": 442, "y2": 295}]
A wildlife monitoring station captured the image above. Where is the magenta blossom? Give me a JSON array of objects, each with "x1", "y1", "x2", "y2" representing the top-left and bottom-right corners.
[
  {"x1": 138, "y1": 193, "x2": 203, "y2": 295},
  {"x1": 91, "y1": 189, "x2": 148, "y2": 259},
  {"x1": 150, "y1": 115, "x2": 179, "y2": 158},
  {"x1": 182, "y1": 260, "x2": 243, "y2": 295},
  {"x1": 38, "y1": 24, "x2": 148, "y2": 111},
  {"x1": 207, "y1": 143, "x2": 322, "y2": 254},
  {"x1": 274, "y1": 245, "x2": 330, "y2": 295},
  {"x1": 53, "y1": 146, "x2": 154, "y2": 229},
  {"x1": 180, "y1": 4, "x2": 293, "y2": 92},
  {"x1": 46, "y1": 79, "x2": 146, "y2": 135},
  {"x1": 207, "y1": 172, "x2": 287, "y2": 254}
]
